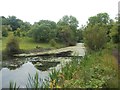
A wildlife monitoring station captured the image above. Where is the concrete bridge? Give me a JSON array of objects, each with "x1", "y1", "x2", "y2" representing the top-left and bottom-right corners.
[{"x1": 14, "y1": 43, "x2": 86, "y2": 57}]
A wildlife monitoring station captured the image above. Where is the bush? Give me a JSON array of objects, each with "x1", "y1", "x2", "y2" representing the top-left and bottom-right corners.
[
  {"x1": 49, "y1": 39, "x2": 57, "y2": 47},
  {"x1": 6, "y1": 35, "x2": 20, "y2": 56},
  {"x1": 57, "y1": 25, "x2": 76, "y2": 46},
  {"x1": 83, "y1": 24, "x2": 107, "y2": 51}
]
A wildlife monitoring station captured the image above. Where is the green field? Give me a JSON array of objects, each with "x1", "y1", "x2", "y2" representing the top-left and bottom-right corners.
[{"x1": 2, "y1": 36, "x2": 64, "y2": 51}]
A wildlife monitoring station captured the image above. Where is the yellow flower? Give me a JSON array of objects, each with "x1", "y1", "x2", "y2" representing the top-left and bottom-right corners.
[
  {"x1": 53, "y1": 79, "x2": 56, "y2": 85},
  {"x1": 56, "y1": 85, "x2": 61, "y2": 88},
  {"x1": 49, "y1": 82, "x2": 53, "y2": 88}
]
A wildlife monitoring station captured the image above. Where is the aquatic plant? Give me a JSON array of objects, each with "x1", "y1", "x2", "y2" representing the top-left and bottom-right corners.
[
  {"x1": 26, "y1": 72, "x2": 42, "y2": 89},
  {"x1": 9, "y1": 81, "x2": 20, "y2": 90}
]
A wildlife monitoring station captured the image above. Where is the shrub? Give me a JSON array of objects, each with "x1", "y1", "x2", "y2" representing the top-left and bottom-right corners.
[
  {"x1": 49, "y1": 39, "x2": 57, "y2": 47},
  {"x1": 6, "y1": 35, "x2": 20, "y2": 56},
  {"x1": 2, "y1": 25, "x2": 8, "y2": 37},
  {"x1": 83, "y1": 24, "x2": 107, "y2": 51}
]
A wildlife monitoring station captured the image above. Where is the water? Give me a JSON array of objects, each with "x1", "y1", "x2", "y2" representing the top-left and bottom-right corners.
[
  {"x1": 0, "y1": 43, "x2": 85, "y2": 88},
  {"x1": 0, "y1": 57, "x2": 71, "y2": 88}
]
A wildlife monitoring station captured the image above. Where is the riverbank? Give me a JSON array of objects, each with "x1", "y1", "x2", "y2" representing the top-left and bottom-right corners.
[
  {"x1": 48, "y1": 48, "x2": 119, "y2": 88},
  {"x1": 2, "y1": 36, "x2": 65, "y2": 60},
  {"x1": 14, "y1": 43, "x2": 85, "y2": 57},
  {"x1": 42, "y1": 42, "x2": 119, "y2": 88}
]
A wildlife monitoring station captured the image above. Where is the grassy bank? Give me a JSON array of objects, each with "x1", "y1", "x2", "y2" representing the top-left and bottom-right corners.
[
  {"x1": 63, "y1": 50, "x2": 118, "y2": 88},
  {"x1": 47, "y1": 48, "x2": 119, "y2": 88},
  {"x1": 2, "y1": 35, "x2": 65, "y2": 60},
  {"x1": 2, "y1": 37, "x2": 64, "y2": 51},
  {"x1": 12, "y1": 48, "x2": 118, "y2": 88},
  {"x1": 7, "y1": 44, "x2": 119, "y2": 88}
]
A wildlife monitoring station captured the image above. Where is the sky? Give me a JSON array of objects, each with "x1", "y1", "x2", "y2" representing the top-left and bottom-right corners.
[{"x1": 0, "y1": 0, "x2": 119, "y2": 27}]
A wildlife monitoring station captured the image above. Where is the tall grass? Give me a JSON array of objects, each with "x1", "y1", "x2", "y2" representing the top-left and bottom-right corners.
[
  {"x1": 26, "y1": 72, "x2": 43, "y2": 89},
  {"x1": 9, "y1": 81, "x2": 19, "y2": 90},
  {"x1": 62, "y1": 50, "x2": 118, "y2": 88},
  {"x1": 8, "y1": 49, "x2": 118, "y2": 89}
]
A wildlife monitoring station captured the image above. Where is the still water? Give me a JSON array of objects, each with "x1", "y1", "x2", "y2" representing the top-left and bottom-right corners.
[
  {"x1": 0, "y1": 57, "x2": 71, "y2": 88},
  {"x1": 0, "y1": 43, "x2": 85, "y2": 88}
]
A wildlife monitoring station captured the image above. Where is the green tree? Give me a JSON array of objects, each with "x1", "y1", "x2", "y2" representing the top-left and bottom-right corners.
[
  {"x1": 0, "y1": 16, "x2": 9, "y2": 25},
  {"x1": 13, "y1": 28, "x2": 21, "y2": 37},
  {"x1": 88, "y1": 13, "x2": 110, "y2": 26},
  {"x1": 29, "y1": 20, "x2": 57, "y2": 43},
  {"x1": 7, "y1": 16, "x2": 23, "y2": 31},
  {"x1": 83, "y1": 24, "x2": 107, "y2": 51},
  {"x1": 87, "y1": 13, "x2": 111, "y2": 42},
  {"x1": 110, "y1": 21, "x2": 119, "y2": 43},
  {"x1": 19, "y1": 22, "x2": 31, "y2": 32},
  {"x1": 57, "y1": 15, "x2": 79, "y2": 45},
  {"x1": 1, "y1": 25, "x2": 12, "y2": 37},
  {"x1": 57, "y1": 25, "x2": 76, "y2": 46},
  {"x1": 57, "y1": 15, "x2": 79, "y2": 30}
]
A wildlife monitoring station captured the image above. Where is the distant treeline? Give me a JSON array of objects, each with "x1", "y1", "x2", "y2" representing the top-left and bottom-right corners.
[{"x1": 1, "y1": 12, "x2": 119, "y2": 49}]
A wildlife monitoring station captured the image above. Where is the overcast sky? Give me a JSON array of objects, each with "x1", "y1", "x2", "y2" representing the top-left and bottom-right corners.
[{"x1": 0, "y1": 0, "x2": 119, "y2": 27}]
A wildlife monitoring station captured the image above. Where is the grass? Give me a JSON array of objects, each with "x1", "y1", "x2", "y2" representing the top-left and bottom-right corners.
[
  {"x1": 61, "y1": 49, "x2": 119, "y2": 88},
  {"x1": 2, "y1": 35, "x2": 64, "y2": 51},
  {"x1": 9, "y1": 81, "x2": 20, "y2": 90},
  {"x1": 8, "y1": 48, "x2": 119, "y2": 89},
  {"x1": 24, "y1": 49, "x2": 119, "y2": 88}
]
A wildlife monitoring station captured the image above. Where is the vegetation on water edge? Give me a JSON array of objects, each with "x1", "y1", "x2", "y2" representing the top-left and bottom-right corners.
[
  {"x1": 1, "y1": 12, "x2": 119, "y2": 88},
  {"x1": 8, "y1": 47, "x2": 119, "y2": 89}
]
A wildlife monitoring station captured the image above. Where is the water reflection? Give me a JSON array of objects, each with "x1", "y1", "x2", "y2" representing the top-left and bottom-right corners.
[
  {"x1": 1, "y1": 57, "x2": 71, "y2": 88},
  {"x1": 1, "y1": 62, "x2": 50, "y2": 88}
]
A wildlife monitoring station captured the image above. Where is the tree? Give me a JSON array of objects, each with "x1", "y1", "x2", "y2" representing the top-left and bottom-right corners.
[
  {"x1": 76, "y1": 28, "x2": 83, "y2": 42},
  {"x1": 57, "y1": 15, "x2": 79, "y2": 45},
  {"x1": 13, "y1": 28, "x2": 21, "y2": 37},
  {"x1": 110, "y1": 21, "x2": 119, "y2": 43},
  {"x1": 88, "y1": 13, "x2": 110, "y2": 26},
  {"x1": 83, "y1": 24, "x2": 107, "y2": 51},
  {"x1": 1, "y1": 25, "x2": 12, "y2": 37},
  {"x1": 57, "y1": 15, "x2": 78, "y2": 29},
  {"x1": 29, "y1": 20, "x2": 57, "y2": 43},
  {"x1": 57, "y1": 25, "x2": 76, "y2": 46},
  {"x1": 19, "y1": 22, "x2": 31, "y2": 32},
  {"x1": 0, "y1": 16, "x2": 9, "y2": 25},
  {"x1": 7, "y1": 16, "x2": 23, "y2": 30},
  {"x1": 87, "y1": 13, "x2": 112, "y2": 42}
]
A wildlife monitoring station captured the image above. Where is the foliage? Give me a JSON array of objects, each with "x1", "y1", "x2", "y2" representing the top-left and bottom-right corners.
[
  {"x1": 57, "y1": 15, "x2": 79, "y2": 30},
  {"x1": 110, "y1": 21, "x2": 119, "y2": 43},
  {"x1": 1, "y1": 16, "x2": 31, "y2": 31},
  {"x1": 29, "y1": 20, "x2": 57, "y2": 43},
  {"x1": 61, "y1": 57, "x2": 79, "y2": 80},
  {"x1": 26, "y1": 72, "x2": 43, "y2": 89},
  {"x1": 88, "y1": 13, "x2": 110, "y2": 26},
  {"x1": 5, "y1": 35, "x2": 20, "y2": 56},
  {"x1": 49, "y1": 69, "x2": 60, "y2": 87},
  {"x1": 9, "y1": 81, "x2": 20, "y2": 90},
  {"x1": 57, "y1": 15, "x2": 79, "y2": 45},
  {"x1": 2, "y1": 27, "x2": 8, "y2": 37},
  {"x1": 13, "y1": 28, "x2": 21, "y2": 37},
  {"x1": 57, "y1": 25, "x2": 76, "y2": 46},
  {"x1": 2, "y1": 36, "x2": 64, "y2": 51},
  {"x1": 83, "y1": 24, "x2": 107, "y2": 51},
  {"x1": 1, "y1": 25, "x2": 12, "y2": 37},
  {"x1": 62, "y1": 50, "x2": 118, "y2": 88},
  {"x1": 76, "y1": 28, "x2": 84, "y2": 42},
  {"x1": 0, "y1": 16, "x2": 9, "y2": 25},
  {"x1": 49, "y1": 39, "x2": 57, "y2": 47},
  {"x1": 7, "y1": 16, "x2": 22, "y2": 30}
]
